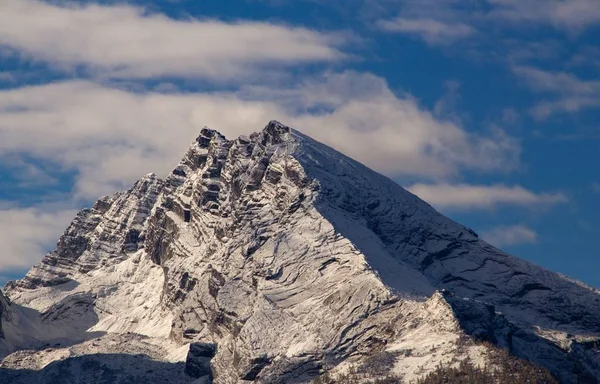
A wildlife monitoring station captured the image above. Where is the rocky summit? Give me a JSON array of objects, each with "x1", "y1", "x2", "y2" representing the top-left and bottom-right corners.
[{"x1": 1, "y1": 121, "x2": 599, "y2": 383}]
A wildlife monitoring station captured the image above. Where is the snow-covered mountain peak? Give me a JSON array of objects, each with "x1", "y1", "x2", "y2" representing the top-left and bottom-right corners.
[{"x1": 1, "y1": 120, "x2": 599, "y2": 383}]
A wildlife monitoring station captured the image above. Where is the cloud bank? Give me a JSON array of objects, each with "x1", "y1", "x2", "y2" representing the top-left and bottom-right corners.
[
  {"x1": 481, "y1": 224, "x2": 539, "y2": 247},
  {"x1": 0, "y1": 204, "x2": 76, "y2": 271},
  {"x1": 0, "y1": 0, "x2": 347, "y2": 80},
  {"x1": 407, "y1": 183, "x2": 567, "y2": 210}
]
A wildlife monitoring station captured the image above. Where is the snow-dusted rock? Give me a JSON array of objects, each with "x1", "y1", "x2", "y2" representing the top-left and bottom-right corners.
[{"x1": 1, "y1": 121, "x2": 599, "y2": 383}]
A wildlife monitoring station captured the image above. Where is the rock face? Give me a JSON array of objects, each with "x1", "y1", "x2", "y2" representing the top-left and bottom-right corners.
[{"x1": 1, "y1": 121, "x2": 600, "y2": 383}]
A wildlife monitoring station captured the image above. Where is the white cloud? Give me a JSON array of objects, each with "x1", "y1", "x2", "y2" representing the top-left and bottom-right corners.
[
  {"x1": 512, "y1": 66, "x2": 600, "y2": 118},
  {"x1": 407, "y1": 183, "x2": 568, "y2": 210},
  {"x1": 481, "y1": 224, "x2": 538, "y2": 247},
  {"x1": 0, "y1": 204, "x2": 77, "y2": 271},
  {"x1": 377, "y1": 17, "x2": 474, "y2": 44},
  {"x1": 376, "y1": 0, "x2": 600, "y2": 37},
  {"x1": 0, "y1": 72, "x2": 521, "y2": 200},
  {"x1": 0, "y1": 71, "x2": 16, "y2": 83},
  {"x1": 0, "y1": 0, "x2": 347, "y2": 80},
  {"x1": 487, "y1": 0, "x2": 600, "y2": 32},
  {"x1": 512, "y1": 66, "x2": 600, "y2": 95},
  {"x1": 592, "y1": 182, "x2": 600, "y2": 192},
  {"x1": 504, "y1": 39, "x2": 564, "y2": 63},
  {"x1": 529, "y1": 98, "x2": 600, "y2": 120}
]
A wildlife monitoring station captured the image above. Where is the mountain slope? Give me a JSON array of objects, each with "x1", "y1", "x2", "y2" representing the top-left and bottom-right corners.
[{"x1": 1, "y1": 121, "x2": 599, "y2": 383}]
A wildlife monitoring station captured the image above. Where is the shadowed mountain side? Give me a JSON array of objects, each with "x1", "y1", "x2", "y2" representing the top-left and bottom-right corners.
[
  {"x1": 0, "y1": 353, "x2": 192, "y2": 384},
  {"x1": 291, "y1": 127, "x2": 600, "y2": 333},
  {"x1": 441, "y1": 291, "x2": 600, "y2": 383},
  {"x1": 1, "y1": 290, "x2": 105, "y2": 359}
]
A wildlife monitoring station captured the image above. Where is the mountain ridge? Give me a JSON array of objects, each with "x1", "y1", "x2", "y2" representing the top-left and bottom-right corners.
[{"x1": 1, "y1": 120, "x2": 599, "y2": 383}]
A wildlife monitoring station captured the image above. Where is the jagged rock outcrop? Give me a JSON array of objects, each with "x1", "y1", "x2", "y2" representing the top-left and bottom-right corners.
[
  {"x1": 8, "y1": 174, "x2": 163, "y2": 291},
  {"x1": 1, "y1": 121, "x2": 599, "y2": 383}
]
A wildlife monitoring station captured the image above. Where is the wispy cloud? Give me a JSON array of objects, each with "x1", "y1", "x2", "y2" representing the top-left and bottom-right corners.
[
  {"x1": 512, "y1": 66, "x2": 600, "y2": 118},
  {"x1": 407, "y1": 183, "x2": 567, "y2": 210},
  {"x1": 487, "y1": 0, "x2": 600, "y2": 32},
  {"x1": 0, "y1": 71, "x2": 16, "y2": 83},
  {"x1": 372, "y1": 1, "x2": 600, "y2": 125},
  {"x1": 592, "y1": 182, "x2": 600, "y2": 192},
  {"x1": 481, "y1": 224, "x2": 538, "y2": 247},
  {"x1": 513, "y1": 66, "x2": 600, "y2": 95},
  {"x1": 376, "y1": 0, "x2": 600, "y2": 38},
  {"x1": 434, "y1": 80, "x2": 462, "y2": 119},
  {"x1": 0, "y1": 0, "x2": 348, "y2": 80},
  {"x1": 377, "y1": 17, "x2": 475, "y2": 45}
]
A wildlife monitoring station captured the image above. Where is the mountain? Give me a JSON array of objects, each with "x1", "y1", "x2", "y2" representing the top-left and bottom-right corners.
[{"x1": 1, "y1": 121, "x2": 599, "y2": 383}]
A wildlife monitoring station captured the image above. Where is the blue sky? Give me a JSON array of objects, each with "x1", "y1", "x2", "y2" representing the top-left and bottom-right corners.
[{"x1": 0, "y1": 0, "x2": 599, "y2": 287}]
